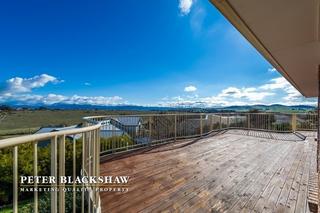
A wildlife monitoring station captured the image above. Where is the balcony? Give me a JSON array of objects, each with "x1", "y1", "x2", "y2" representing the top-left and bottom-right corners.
[
  {"x1": 0, "y1": 113, "x2": 318, "y2": 212},
  {"x1": 100, "y1": 129, "x2": 316, "y2": 212}
]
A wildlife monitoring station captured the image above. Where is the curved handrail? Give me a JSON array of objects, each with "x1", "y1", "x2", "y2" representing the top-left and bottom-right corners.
[
  {"x1": 0, "y1": 123, "x2": 101, "y2": 149},
  {"x1": 0, "y1": 121, "x2": 102, "y2": 212}
]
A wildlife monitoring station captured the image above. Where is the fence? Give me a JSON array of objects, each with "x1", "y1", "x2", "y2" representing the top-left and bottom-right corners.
[
  {"x1": 84, "y1": 113, "x2": 317, "y2": 156},
  {"x1": 0, "y1": 123, "x2": 101, "y2": 213}
]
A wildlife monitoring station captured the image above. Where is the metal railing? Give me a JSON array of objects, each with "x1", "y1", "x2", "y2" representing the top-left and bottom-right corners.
[
  {"x1": 0, "y1": 112, "x2": 317, "y2": 212},
  {"x1": 0, "y1": 122, "x2": 101, "y2": 213},
  {"x1": 84, "y1": 112, "x2": 317, "y2": 156}
]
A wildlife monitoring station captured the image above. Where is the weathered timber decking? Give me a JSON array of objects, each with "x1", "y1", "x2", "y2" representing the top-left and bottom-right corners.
[{"x1": 100, "y1": 130, "x2": 317, "y2": 213}]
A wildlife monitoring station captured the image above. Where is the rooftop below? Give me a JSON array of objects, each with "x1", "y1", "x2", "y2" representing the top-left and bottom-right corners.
[{"x1": 100, "y1": 130, "x2": 317, "y2": 212}]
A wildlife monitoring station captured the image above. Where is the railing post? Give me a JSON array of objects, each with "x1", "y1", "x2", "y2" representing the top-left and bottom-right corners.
[
  {"x1": 174, "y1": 114, "x2": 177, "y2": 141},
  {"x1": 227, "y1": 116, "x2": 230, "y2": 128},
  {"x1": 95, "y1": 129, "x2": 100, "y2": 211},
  {"x1": 51, "y1": 136, "x2": 58, "y2": 213},
  {"x1": 73, "y1": 137, "x2": 76, "y2": 213},
  {"x1": 247, "y1": 114, "x2": 250, "y2": 129},
  {"x1": 13, "y1": 146, "x2": 18, "y2": 213},
  {"x1": 219, "y1": 114, "x2": 222, "y2": 130},
  {"x1": 92, "y1": 130, "x2": 95, "y2": 209},
  {"x1": 292, "y1": 113, "x2": 297, "y2": 132},
  {"x1": 149, "y1": 117, "x2": 152, "y2": 145},
  {"x1": 33, "y1": 142, "x2": 38, "y2": 213},
  {"x1": 59, "y1": 135, "x2": 66, "y2": 213},
  {"x1": 88, "y1": 132, "x2": 92, "y2": 211},
  {"x1": 210, "y1": 114, "x2": 213, "y2": 132},
  {"x1": 200, "y1": 113, "x2": 203, "y2": 137},
  {"x1": 92, "y1": 130, "x2": 96, "y2": 210},
  {"x1": 81, "y1": 133, "x2": 85, "y2": 213}
]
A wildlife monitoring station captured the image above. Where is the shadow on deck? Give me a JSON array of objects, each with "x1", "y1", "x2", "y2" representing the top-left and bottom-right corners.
[{"x1": 99, "y1": 130, "x2": 317, "y2": 213}]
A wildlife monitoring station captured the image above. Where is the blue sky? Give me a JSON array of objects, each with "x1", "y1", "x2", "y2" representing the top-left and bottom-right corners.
[{"x1": 0, "y1": 0, "x2": 315, "y2": 107}]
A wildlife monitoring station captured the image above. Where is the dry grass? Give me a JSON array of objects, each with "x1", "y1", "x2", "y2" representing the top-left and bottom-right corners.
[{"x1": 0, "y1": 110, "x2": 154, "y2": 137}]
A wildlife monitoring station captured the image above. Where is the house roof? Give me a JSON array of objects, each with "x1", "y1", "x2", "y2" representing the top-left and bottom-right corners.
[
  {"x1": 117, "y1": 117, "x2": 141, "y2": 126},
  {"x1": 210, "y1": 0, "x2": 320, "y2": 97},
  {"x1": 35, "y1": 127, "x2": 56, "y2": 134},
  {"x1": 100, "y1": 121, "x2": 122, "y2": 131},
  {"x1": 35, "y1": 125, "x2": 79, "y2": 134}
]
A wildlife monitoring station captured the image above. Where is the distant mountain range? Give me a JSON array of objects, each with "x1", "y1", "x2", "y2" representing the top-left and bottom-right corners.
[
  {"x1": 5, "y1": 103, "x2": 316, "y2": 113},
  {"x1": 214, "y1": 104, "x2": 316, "y2": 112}
]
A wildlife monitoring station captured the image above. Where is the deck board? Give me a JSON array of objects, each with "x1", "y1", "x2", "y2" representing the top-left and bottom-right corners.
[{"x1": 100, "y1": 131, "x2": 316, "y2": 213}]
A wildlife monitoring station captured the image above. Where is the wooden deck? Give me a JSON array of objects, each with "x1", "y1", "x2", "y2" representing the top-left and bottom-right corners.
[{"x1": 100, "y1": 130, "x2": 317, "y2": 213}]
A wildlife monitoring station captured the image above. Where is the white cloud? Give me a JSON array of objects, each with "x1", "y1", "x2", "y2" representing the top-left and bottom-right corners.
[
  {"x1": 258, "y1": 77, "x2": 313, "y2": 104},
  {"x1": 159, "y1": 77, "x2": 316, "y2": 107},
  {"x1": 259, "y1": 77, "x2": 289, "y2": 90},
  {"x1": 158, "y1": 86, "x2": 272, "y2": 107},
  {"x1": 184, "y1": 85, "x2": 197, "y2": 92},
  {"x1": 157, "y1": 94, "x2": 255, "y2": 108},
  {"x1": 218, "y1": 87, "x2": 274, "y2": 101},
  {"x1": 42, "y1": 94, "x2": 67, "y2": 105},
  {"x1": 179, "y1": 0, "x2": 193, "y2": 15},
  {"x1": 1, "y1": 93, "x2": 125, "y2": 106},
  {"x1": 84, "y1": 82, "x2": 91, "y2": 86},
  {"x1": 65, "y1": 95, "x2": 123, "y2": 106},
  {"x1": 0, "y1": 74, "x2": 316, "y2": 107},
  {"x1": 268, "y1": 68, "x2": 277, "y2": 72},
  {"x1": 0, "y1": 74, "x2": 63, "y2": 95},
  {"x1": 0, "y1": 74, "x2": 126, "y2": 106}
]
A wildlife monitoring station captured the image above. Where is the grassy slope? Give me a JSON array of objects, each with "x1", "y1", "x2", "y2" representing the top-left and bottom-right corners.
[{"x1": 0, "y1": 110, "x2": 151, "y2": 137}]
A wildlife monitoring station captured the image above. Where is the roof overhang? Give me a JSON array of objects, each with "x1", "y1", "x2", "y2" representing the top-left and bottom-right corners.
[{"x1": 210, "y1": 0, "x2": 320, "y2": 97}]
